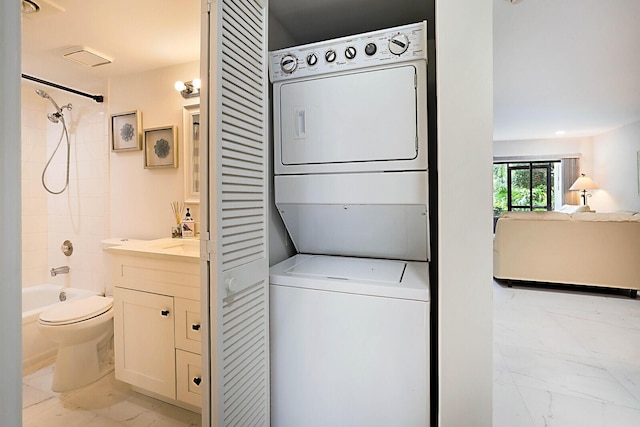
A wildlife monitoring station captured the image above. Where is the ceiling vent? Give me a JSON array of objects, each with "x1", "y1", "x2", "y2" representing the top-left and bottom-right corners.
[{"x1": 62, "y1": 46, "x2": 112, "y2": 67}]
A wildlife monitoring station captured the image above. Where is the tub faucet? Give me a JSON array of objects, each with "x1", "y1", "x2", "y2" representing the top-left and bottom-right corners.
[{"x1": 50, "y1": 266, "x2": 70, "y2": 277}]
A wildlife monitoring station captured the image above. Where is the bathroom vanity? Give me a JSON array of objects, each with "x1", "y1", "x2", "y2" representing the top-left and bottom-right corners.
[{"x1": 105, "y1": 238, "x2": 202, "y2": 411}]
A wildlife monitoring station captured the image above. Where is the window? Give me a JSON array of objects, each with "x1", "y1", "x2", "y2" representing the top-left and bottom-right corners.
[{"x1": 494, "y1": 161, "x2": 559, "y2": 216}]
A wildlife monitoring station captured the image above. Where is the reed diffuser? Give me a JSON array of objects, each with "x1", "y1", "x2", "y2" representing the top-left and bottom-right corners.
[{"x1": 170, "y1": 201, "x2": 184, "y2": 237}]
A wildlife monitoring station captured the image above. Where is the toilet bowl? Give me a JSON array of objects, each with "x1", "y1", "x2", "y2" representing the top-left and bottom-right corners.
[{"x1": 38, "y1": 295, "x2": 114, "y2": 392}]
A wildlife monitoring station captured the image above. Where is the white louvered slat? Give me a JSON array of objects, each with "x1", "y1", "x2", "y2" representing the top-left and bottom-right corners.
[{"x1": 208, "y1": 0, "x2": 269, "y2": 425}]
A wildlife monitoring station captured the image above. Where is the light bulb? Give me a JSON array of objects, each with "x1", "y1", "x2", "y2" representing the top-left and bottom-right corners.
[
  {"x1": 193, "y1": 78, "x2": 201, "y2": 90},
  {"x1": 174, "y1": 81, "x2": 187, "y2": 92}
]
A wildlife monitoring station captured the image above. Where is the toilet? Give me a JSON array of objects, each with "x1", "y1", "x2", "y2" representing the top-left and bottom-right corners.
[{"x1": 38, "y1": 295, "x2": 114, "y2": 392}]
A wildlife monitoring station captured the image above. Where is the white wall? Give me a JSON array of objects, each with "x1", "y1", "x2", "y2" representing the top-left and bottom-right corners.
[
  {"x1": 493, "y1": 136, "x2": 594, "y2": 169},
  {"x1": 1, "y1": 0, "x2": 23, "y2": 423},
  {"x1": 109, "y1": 61, "x2": 200, "y2": 240},
  {"x1": 591, "y1": 120, "x2": 640, "y2": 212},
  {"x1": 436, "y1": 0, "x2": 493, "y2": 426}
]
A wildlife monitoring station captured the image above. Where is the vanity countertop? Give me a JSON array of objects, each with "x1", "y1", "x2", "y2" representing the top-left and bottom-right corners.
[{"x1": 105, "y1": 237, "x2": 200, "y2": 261}]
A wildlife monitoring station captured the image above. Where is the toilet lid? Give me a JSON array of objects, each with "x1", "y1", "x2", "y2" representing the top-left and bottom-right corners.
[{"x1": 39, "y1": 296, "x2": 113, "y2": 325}]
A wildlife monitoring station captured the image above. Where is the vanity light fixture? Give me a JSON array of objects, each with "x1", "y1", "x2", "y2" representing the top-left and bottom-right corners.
[{"x1": 175, "y1": 78, "x2": 201, "y2": 99}]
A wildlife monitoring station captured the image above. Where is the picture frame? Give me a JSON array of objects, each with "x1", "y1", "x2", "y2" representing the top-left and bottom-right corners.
[
  {"x1": 144, "y1": 126, "x2": 178, "y2": 168},
  {"x1": 111, "y1": 110, "x2": 141, "y2": 151}
]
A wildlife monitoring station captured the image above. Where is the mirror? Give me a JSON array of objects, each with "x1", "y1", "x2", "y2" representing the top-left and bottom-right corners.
[{"x1": 183, "y1": 104, "x2": 200, "y2": 203}]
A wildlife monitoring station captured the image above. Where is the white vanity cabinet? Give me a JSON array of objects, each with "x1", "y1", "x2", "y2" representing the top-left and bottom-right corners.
[{"x1": 106, "y1": 239, "x2": 202, "y2": 411}]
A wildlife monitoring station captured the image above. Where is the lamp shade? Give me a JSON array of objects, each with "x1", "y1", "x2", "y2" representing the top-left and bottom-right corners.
[{"x1": 569, "y1": 174, "x2": 599, "y2": 191}]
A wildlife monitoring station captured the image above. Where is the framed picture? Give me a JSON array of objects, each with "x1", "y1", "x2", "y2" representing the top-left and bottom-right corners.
[
  {"x1": 144, "y1": 126, "x2": 178, "y2": 168},
  {"x1": 111, "y1": 110, "x2": 141, "y2": 151},
  {"x1": 637, "y1": 151, "x2": 640, "y2": 196}
]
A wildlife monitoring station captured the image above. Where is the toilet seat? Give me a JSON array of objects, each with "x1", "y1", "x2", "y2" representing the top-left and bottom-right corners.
[{"x1": 39, "y1": 296, "x2": 114, "y2": 325}]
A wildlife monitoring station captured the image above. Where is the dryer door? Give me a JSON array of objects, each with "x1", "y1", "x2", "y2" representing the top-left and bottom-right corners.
[{"x1": 277, "y1": 65, "x2": 418, "y2": 167}]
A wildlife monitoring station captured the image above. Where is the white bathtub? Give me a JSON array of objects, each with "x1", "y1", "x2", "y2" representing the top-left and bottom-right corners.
[{"x1": 22, "y1": 284, "x2": 100, "y2": 371}]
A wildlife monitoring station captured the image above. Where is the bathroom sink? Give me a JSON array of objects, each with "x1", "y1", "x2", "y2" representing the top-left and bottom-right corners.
[
  {"x1": 107, "y1": 237, "x2": 200, "y2": 259},
  {"x1": 151, "y1": 238, "x2": 200, "y2": 256}
]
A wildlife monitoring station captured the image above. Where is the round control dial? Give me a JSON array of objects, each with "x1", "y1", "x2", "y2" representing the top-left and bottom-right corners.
[
  {"x1": 280, "y1": 54, "x2": 297, "y2": 73},
  {"x1": 345, "y1": 46, "x2": 357, "y2": 60},
  {"x1": 306, "y1": 53, "x2": 318, "y2": 66},
  {"x1": 365, "y1": 43, "x2": 377, "y2": 56},
  {"x1": 325, "y1": 49, "x2": 337, "y2": 63},
  {"x1": 388, "y1": 34, "x2": 410, "y2": 55}
]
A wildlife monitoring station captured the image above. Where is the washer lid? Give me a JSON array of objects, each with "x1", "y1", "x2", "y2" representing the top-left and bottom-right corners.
[
  {"x1": 270, "y1": 254, "x2": 429, "y2": 301},
  {"x1": 285, "y1": 255, "x2": 406, "y2": 283},
  {"x1": 39, "y1": 296, "x2": 113, "y2": 325}
]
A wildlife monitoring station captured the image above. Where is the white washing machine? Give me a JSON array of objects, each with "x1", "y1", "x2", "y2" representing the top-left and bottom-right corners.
[
  {"x1": 270, "y1": 254, "x2": 429, "y2": 427},
  {"x1": 269, "y1": 21, "x2": 430, "y2": 426}
]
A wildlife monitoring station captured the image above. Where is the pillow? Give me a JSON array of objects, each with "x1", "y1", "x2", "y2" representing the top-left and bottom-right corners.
[
  {"x1": 500, "y1": 211, "x2": 570, "y2": 220},
  {"x1": 571, "y1": 212, "x2": 636, "y2": 222},
  {"x1": 556, "y1": 204, "x2": 591, "y2": 213}
]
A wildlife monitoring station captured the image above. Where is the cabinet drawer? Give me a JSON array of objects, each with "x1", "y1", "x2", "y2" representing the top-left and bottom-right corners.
[
  {"x1": 176, "y1": 349, "x2": 203, "y2": 408},
  {"x1": 175, "y1": 298, "x2": 201, "y2": 353}
]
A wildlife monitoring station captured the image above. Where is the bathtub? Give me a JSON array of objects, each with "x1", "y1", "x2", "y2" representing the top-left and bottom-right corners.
[{"x1": 22, "y1": 284, "x2": 100, "y2": 372}]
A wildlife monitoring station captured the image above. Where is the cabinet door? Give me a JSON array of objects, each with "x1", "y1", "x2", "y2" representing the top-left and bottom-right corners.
[{"x1": 114, "y1": 287, "x2": 175, "y2": 399}]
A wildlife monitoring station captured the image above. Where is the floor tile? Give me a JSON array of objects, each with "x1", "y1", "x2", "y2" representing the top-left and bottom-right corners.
[
  {"x1": 500, "y1": 343, "x2": 640, "y2": 408},
  {"x1": 493, "y1": 281, "x2": 640, "y2": 425},
  {"x1": 518, "y1": 384, "x2": 640, "y2": 427},
  {"x1": 493, "y1": 381, "x2": 536, "y2": 427},
  {"x1": 23, "y1": 365, "x2": 201, "y2": 426}
]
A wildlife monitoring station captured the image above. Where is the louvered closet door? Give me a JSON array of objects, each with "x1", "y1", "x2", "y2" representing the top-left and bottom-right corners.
[{"x1": 206, "y1": 0, "x2": 270, "y2": 426}]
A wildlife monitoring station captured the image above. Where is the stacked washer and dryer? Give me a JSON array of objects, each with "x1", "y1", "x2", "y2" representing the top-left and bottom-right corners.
[{"x1": 268, "y1": 22, "x2": 430, "y2": 426}]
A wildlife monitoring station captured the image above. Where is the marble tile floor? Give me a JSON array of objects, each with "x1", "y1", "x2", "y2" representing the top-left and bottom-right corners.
[
  {"x1": 23, "y1": 365, "x2": 202, "y2": 426},
  {"x1": 494, "y1": 280, "x2": 640, "y2": 427},
  {"x1": 22, "y1": 281, "x2": 640, "y2": 426}
]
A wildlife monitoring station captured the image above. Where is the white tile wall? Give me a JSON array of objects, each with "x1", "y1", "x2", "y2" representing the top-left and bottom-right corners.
[
  {"x1": 21, "y1": 85, "x2": 49, "y2": 287},
  {"x1": 21, "y1": 84, "x2": 109, "y2": 294}
]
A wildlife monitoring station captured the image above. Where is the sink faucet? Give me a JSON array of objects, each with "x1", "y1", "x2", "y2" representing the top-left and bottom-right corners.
[{"x1": 50, "y1": 266, "x2": 70, "y2": 277}]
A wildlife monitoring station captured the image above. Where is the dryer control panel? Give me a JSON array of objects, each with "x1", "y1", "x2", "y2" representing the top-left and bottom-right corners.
[{"x1": 269, "y1": 21, "x2": 427, "y2": 82}]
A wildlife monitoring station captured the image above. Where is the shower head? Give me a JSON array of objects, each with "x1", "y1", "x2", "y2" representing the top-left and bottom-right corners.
[
  {"x1": 35, "y1": 88, "x2": 62, "y2": 113},
  {"x1": 35, "y1": 89, "x2": 71, "y2": 123}
]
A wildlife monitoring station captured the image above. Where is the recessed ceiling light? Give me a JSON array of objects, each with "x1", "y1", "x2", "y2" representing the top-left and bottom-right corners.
[{"x1": 555, "y1": 130, "x2": 566, "y2": 135}]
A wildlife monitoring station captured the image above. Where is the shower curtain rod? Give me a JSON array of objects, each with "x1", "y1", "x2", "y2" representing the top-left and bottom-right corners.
[{"x1": 21, "y1": 74, "x2": 104, "y2": 103}]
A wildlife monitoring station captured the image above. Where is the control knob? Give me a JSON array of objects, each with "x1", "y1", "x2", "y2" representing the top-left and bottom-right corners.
[
  {"x1": 325, "y1": 49, "x2": 337, "y2": 63},
  {"x1": 345, "y1": 46, "x2": 357, "y2": 60},
  {"x1": 389, "y1": 33, "x2": 410, "y2": 55},
  {"x1": 306, "y1": 53, "x2": 318, "y2": 66},
  {"x1": 365, "y1": 43, "x2": 377, "y2": 56},
  {"x1": 280, "y1": 54, "x2": 297, "y2": 73}
]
